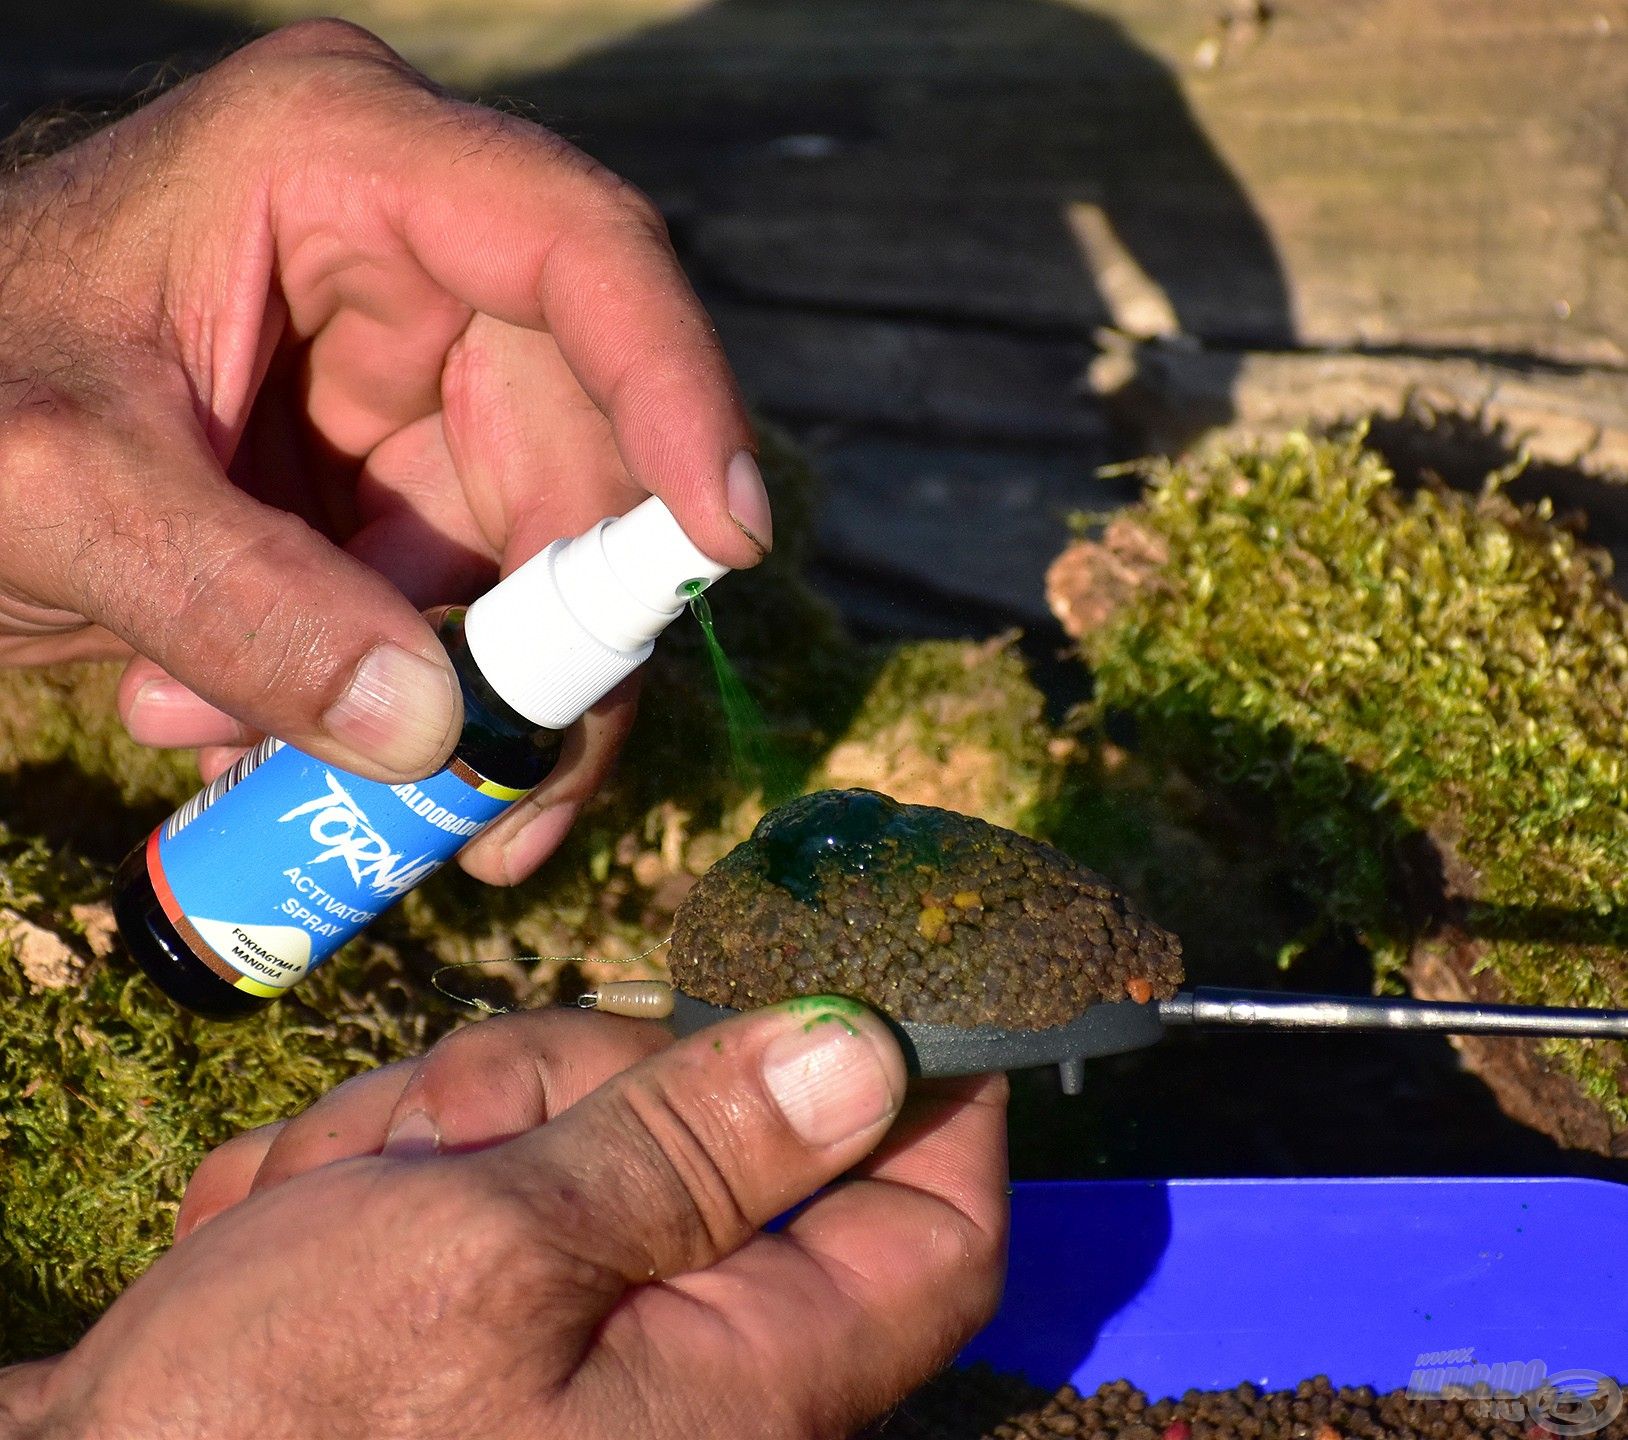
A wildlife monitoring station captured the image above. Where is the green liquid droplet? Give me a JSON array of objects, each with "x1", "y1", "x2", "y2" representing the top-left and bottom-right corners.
[
  {"x1": 754, "y1": 789, "x2": 948, "y2": 903},
  {"x1": 685, "y1": 581, "x2": 798, "y2": 804}
]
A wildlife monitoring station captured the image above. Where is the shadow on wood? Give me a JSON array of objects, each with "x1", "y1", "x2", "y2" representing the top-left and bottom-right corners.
[{"x1": 516, "y1": 0, "x2": 1293, "y2": 629}]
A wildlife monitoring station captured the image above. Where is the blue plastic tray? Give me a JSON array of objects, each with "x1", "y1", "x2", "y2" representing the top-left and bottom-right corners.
[{"x1": 964, "y1": 1178, "x2": 1628, "y2": 1395}]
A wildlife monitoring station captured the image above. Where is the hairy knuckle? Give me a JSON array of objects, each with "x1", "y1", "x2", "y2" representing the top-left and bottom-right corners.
[
  {"x1": 192, "y1": 512, "x2": 324, "y2": 665},
  {"x1": 203, "y1": 21, "x2": 436, "y2": 147},
  {"x1": 437, "y1": 102, "x2": 542, "y2": 164},
  {"x1": 69, "y1": 504, "x2": 191, "y2": 626},
  {"x1": 533, "y1": 136, "x2": 668, "y2": 236},
  {"x1": 602, "y1": 176, "x2": 668, "y2": 240},
  {"x1": 162, "y1": 507, "x2": 271, "y2": 618},
  {"x1": 249, "y1": 18, "x2": 405, "y2": 70}
]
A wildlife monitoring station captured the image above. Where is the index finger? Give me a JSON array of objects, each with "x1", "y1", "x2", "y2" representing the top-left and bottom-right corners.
[{"x1": 369, "y1": 102, "x2": 766, "y2": 569}]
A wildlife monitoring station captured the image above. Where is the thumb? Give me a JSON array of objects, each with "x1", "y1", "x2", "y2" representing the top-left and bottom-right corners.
[
  {"x1": 2, "y1": 401, "x2": 462, "y2": 782},
  {"x1": 479, "y1": 995, "x2": 906, "y2": 1330}
]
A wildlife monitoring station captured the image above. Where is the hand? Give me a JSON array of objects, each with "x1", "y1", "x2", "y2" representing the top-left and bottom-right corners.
[
  {"x1": 3, "y1": 1001, "x2": 1008, "y2": 1440},
  {"x1": 0, "y1": 20, "x2": 772, "y2": 883}
]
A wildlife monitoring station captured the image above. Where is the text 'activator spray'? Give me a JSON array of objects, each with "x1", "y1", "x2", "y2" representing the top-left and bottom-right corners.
[{"x1": 114, "y1": 497, "x2": 728, "y2": 1019}]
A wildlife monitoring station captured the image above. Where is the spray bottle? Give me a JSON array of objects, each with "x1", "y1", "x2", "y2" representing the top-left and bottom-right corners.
[{"x1": 113, "y1": 497, "x2": 727, "y2": 1019}]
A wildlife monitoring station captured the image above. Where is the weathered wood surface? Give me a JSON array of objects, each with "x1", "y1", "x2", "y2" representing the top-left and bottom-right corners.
[
  {"x1": 516, "y1": 0, "x2": 1628, "y2": 364},
  {"x1": 709, "y1": 304, "x2": 1101, "y2": 445},
  {"x1": 1090, "y1": 345, "x2": 1628, "y2": 478},
  {"x1": 5, "y1": 0, "x2": 1628, "y2": 625},
  {"x1": 12, "y1": 1, "x2": 1628, "y2": 361},
  {"x1": 516, "y1": 0, "x2": 1628, "y2": 607}
]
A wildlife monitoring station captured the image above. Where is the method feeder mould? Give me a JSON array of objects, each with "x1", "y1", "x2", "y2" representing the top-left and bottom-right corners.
[
  {"x1": 581, "y1": 981, "x2": 1628, "y2": 1095},
  {"x1": 579, "y1": 789, "x2": 1628, "y2": 1092}
]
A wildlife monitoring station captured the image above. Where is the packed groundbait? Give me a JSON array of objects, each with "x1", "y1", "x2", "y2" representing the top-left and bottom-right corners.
[
  {"x1": 670, "y1": 788, "x2": 1183, "y2": 1028},
  {"x1": 1050, "y1": 431, "x2": 1628, "y2": 1152},
  {"x1": 872, "y1": 1368, "x2": 1628, "y2": 1440}
]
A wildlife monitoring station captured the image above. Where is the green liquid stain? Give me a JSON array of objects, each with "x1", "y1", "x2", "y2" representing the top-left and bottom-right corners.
[
  {"x1": 685, "y1": 581, "x2": 799, "y2": 804},
  {"x1": 781, "y1": 995, "x2": 867, "y2": 1035},
  {"x1": 753, "y1": 789, "x2": 949, "y2": 904}
]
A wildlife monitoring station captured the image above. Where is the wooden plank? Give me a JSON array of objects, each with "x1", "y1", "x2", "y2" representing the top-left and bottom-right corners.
[
  {"x1": 803, "y1": 434, "x2": 1126, "y2": 628},
  {"x1": 516, "y1": 0, "x2": 1628, "y2": 364},
  {"x1": 1089, "y1": 343, "x2": 1628, "y2": 479},
  {"x1": 535, "y1": 0, "x2": 1283, "y2": 338},
  {"x1": 709, "y1": 301, "x2": 1103, "y2": 444},
  {"x1": 13, "y1": 1, "x2": 1628, "y2": 367}
]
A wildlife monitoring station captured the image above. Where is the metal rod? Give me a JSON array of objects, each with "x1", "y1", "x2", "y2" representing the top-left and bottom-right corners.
[{"x1": 1158, "y1": 987, "x2": 1628, "y2": 1039}]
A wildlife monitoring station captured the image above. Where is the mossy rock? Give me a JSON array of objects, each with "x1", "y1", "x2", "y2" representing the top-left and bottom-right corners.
[
  {"x1": 0, "y1": 425, "x2": 1089, "y2": 1361},
  {"x1": 1051, "y1": 431, "x2": 1628, "y2": 1148}
]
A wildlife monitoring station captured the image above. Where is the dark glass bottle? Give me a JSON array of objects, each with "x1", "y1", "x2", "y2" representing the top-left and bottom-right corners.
[{"x1": 113, "y1": 608, "x2": 562, "y2": 1019}]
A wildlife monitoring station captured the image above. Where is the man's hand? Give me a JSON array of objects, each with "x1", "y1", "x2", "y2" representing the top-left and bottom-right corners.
[
  {"x1": 0, "y1": 20, "x2": 771, "y2": 883},
  {"x1": 5, "y1": 1002, "x2": 1008, "y2": 1440}
]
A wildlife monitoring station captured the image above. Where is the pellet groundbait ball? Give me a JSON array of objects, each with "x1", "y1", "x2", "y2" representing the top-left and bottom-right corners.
[{"x1": 670, "y1": 789, "x2": 1182, "y2": 1028}]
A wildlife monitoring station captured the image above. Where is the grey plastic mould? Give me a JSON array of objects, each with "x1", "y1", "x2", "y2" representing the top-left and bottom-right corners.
[{"x1": 668, "y1": 987, "x2": 1628, "y2": 1096}]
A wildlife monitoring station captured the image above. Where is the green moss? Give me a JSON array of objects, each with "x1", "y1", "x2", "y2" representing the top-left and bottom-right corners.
[
  {"x1": 0, "y1": 667, "x2": 198, "y2": 850},
  {"x1": 1077, "y1": 432, "x2": 1628, "y2": 1115},
  {"x1": 0, "y1": 827, "x2": 431, "y2": 1358},
  {"x1": 812, "y1": 635, "x2": 1057, "y2": 835}
]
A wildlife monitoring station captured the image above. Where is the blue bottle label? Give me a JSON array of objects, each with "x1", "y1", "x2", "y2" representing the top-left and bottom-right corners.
[{"x1": 147, "y1": 738, "x2": 527, "y2": 997}]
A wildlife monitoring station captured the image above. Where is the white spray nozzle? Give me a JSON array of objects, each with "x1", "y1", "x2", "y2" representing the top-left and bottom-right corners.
[
  {"x1": 464, "y1": 496, "x2": 732, "y2": 729},
  {"x1": 559, "y1": 495, "x2": 728, "y2": 651}
]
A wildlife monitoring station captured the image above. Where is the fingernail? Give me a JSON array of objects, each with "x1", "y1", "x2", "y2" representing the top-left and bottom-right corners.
[
  {"x1": 761, "y1": 997, "x2": 899, "y2": 1148},
  {"x1": 382, "y1": 1109, "x2": 440, "y2": 1159},
  {"x1": 322, "y1": 643, "x2": 459, "y2": 776},
  {"x1": 726, "y1": 450, "x2": 773, "y2": 556},
  {"x1": 127, "y1": 679, "x2": 240, "y2": 746}
]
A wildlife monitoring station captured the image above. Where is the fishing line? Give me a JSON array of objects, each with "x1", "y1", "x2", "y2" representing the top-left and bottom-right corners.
[{"x1": 430, "y1": 936, "x2": 672, "y2": 1016}]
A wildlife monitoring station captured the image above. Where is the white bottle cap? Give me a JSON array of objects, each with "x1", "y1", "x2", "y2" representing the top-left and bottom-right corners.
[{"x1": 463, "y1": 496, "x2": 730, "y2": 729}]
